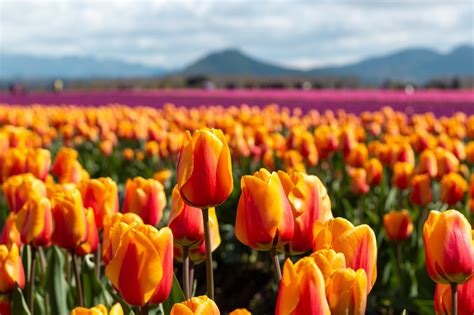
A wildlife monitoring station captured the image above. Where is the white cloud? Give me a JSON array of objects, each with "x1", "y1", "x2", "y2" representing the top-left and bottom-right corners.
[{"x1": 0, "y1": 0, "x2": 472, "y2": 69}]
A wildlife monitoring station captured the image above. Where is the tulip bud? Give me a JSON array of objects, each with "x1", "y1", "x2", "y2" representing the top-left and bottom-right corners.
[
  {"x1": 383, "y1": 210, "x2": 413, "y2": 241},
  {"x1": 278, "y1": 171, "x2": 332, "y2": 254},
  {"x1": 417, "y1": 149, "x2": 438, "y2": 178},
  {"x1": 440, "y1": 173, "x2": 468, "y2": 205},
  {"x1": 15, "y1": 195, "x2": 53, "y2": 247},
  {"x1": 2, "y1": 148, "x2": 27, "y2": 182},
  {"x1": 51, "y1": 188, "x2": 88, "y2": 249},
  {"x1": 348, "y1": 167, "x2": 369, "y2": 195},
  {"x1": 0, "y1": 212, "x2": 22, "y2": 249},
  {"x1": 365, "y1": 158, "x2": 383, "y2": 187},
  {"x1": 78, "y1": 177, "x2": 119, "y2": 229},
  {"x1": 176, "y1": 128, "x2": 233, "y2": 208},
  {"x1": 392, "y1": 162, "x2": 414, "y2": 190},
  {"x1": 104, "y1": 224, "x2": 173, "y2": 306},
  {"x1": 168, "y1": 185, "x2": 204, "y2": 248},
  {"x1": 25, "y1": 148, "x2": 51, "y2": 181},
  {"x1": 275, "y1": 257, "x2": 330, "y2": 315},
  {"x1": 235, "y1": 169, "x2": 294, "y2": 251},
  {"x1": 423, "y1": 210, "x2": 474, "y2": 284},
  {"x1": 466, "y1": 141, "x2": 474, "y2": 164},
  {"x1": 0, "y1": 244, "x2": 25, "y2": 293},
  {"x1": 315, "y1": 125, "x2": 339, "y2": 159},
  {"x1": 3, "y1": 173, "x2": 46, "y2": 213},
  {"x1": 170, "y1": 295, "x2": 220, "y2": 315},
  {"x1": 310, "y1": 249, "x2": 346, "y2": 279},
  {"x1": 346, "y1": 143, "x2": 368, "y2": 168},
  {"x1": 123, "y1": 177, "x2": 166, "y2": 226},
  {"x1": 75, "y1": 207, "x2": 99, "y2": 256},
  {"x1": 229, "y1": 309, "x2": 251, "y2": 315},
  {"x1": 51, "y1": 147, "x2": 88, "y2": 184},
  {"x1": 410, "y1": 174, "x2": 432, "y2": 206},
  {"x1": 436, "y1": 148, "x2": 459, "y2": 179},
  {"x1": 434, "y1": 276, "x2": 474, "y2": 315},
  {"x1": 326, "y1": 268, "x2": 368, "y2": 315},
  {"x1": 71, "y1": 303, "x2": 124, "y2": 315}
]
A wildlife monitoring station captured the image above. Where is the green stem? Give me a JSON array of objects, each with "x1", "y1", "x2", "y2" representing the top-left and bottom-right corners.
[
  {"x1": 182, "y1": 246, "x2": 190, "y2": 300},
  {"x1": 202, "y1": 208, "x2": 214, "y2": 300},
  {"x1": 451, "y1": 283, "x2": 458, "y2": 315},
  {"x1": 28, "y1": 247, "x2": 37, "y2": 314},
  {"x1": 70, "y1": 251, "x2": 84, "y2": 307},
  {"x1": 395, "y1": 243, "x2": 405, "y2": 296},
  {"x1": 95, "y1": 242, "x2": 101, "y2": 279},
  {"x1": 270, "y1": 236, "x2": 282, "y2": 283},
  {"x1": 189, "y1": 261, "x2": 195, "y2": 297}
]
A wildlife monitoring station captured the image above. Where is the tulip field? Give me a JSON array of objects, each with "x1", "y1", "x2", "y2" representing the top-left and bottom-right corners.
[{"x1": 0, "y1": 99, "x2": 473, "y2": 315}]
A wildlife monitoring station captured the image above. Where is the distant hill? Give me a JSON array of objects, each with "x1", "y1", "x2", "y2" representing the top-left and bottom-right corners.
[
  {"x1": 180, "y1": 48, "x2": 303, "y2": 77},
  {"x1": 0, "y1": 54, "x2": 168, "y2": 79}
]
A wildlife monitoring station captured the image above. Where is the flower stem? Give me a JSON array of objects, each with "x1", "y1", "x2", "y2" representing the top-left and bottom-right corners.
[
  {"x1": 70, "y1": 251, "x2": 84, "y2": 307},
  {"x1": 451, "y1": 282, "x2": 458, "y2": 315},
  {"x1": 182, "y1": 245, "x2": 191, "y2": 300},
  {"x1": 270, "y1": 236, "x2": 282, "y2": 283},
  {"x1": 28, "y1": 246, "x2": 37, "y2": 314},
  {"x1": 202, "y1": 208, "x2": 214, "y2": 300},
  {"x1": 189, "y1": 261, "x2": 195, "y2": 296},
  {"x1": 395, "y1": 243, "x2": 405, "y2": 296}
]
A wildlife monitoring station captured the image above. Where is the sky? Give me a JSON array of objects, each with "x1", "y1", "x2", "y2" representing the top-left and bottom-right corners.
[{"x1": 1, "y1": 0, "x2": 473, "y2": 70}]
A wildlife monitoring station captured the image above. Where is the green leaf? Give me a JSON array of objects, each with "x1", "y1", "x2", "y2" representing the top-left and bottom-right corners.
[
  {"x1": 384, "y1": 187, "x2": 397, "y2": 211},
  {"x1": 81, "y1": 255, "x2": 112, "y2": 307},
  {"x1": 161, "y1": 273, "x2": 185, "y2": 315},
  {"x1": 11, "y1": 285, "x2": 31, "y2": 315},
  {"x1": 45, "y1": 246, "x2": 69, "y2": 314}
]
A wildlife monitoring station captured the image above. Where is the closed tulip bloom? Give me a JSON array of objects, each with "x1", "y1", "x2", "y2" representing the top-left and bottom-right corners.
[
  {"x1": 310, "y1": 249, "x2": 346, "y2": 279},
  {"x1": 75, "y1": 207, "x2": 99, "y2": 256},
  {"x1": 170, "y1": 295, "x2": 220, "y2": 315},
  {"x1": 348, "y1": 167, "x2": 369, "y2": 195},
  {"x1": 235, "y1": 169, "x2": 294, "y2": 251},
  {"x1": 410, "y1": 174, "x2": 432, "y2": 207},
  {"x1": 365, "y1": 158, "x2": 383, "y2": 187},
  {"x1": 436, "y1": 148, "x2": 459, "y2": 179},
  {"x1": 391, "y1": 143, "x2": 415, "y2": 166},
  {"x1": 392, "y1": 162, "x2": 414, "y2": 190},
  {"x1": 15, "y1": 195, "x2": 53, "y2": 247},
  {"x1": 466, "y1": 141, "x2": 474, "y2": 164},
  {"x1": 0, "y1": 244, "x2": 25, "y2": 293},
  {"x1": 78, "y1": 177, "x2": 119, "y2": 229},
  {"x1": 2, "y1": 148, "x2": 27, "y2": 181},
  {"x1": 229, "y1": 308, "x2": 251, "y2": 315},
  {"x1": 51, "y1": 188, "x2": 88, "y2": 249},
  {"x1": 71, "y1": 303, "x2": 124, "y2": 315},
  {"x1": 346, "y1": 143, "x2": 368, "y2": 168},
  {"x1": 423, "y1": 210, "x2": 474, "y2": 284},
  {"x1": 434, "y1": 276, "x2": 474, "y2": 315},
  {"x1": 0, "y1": 212, "x2": 22, "y2": 249},
  {"x1": 315, "y1": 125, "x2": 339, "y2": 159},
  {"x1": 278, "y1": 171, "x2": 332, "y2": 254},
  {"x1": 25, "y1": 148, "x2": 51, "y2": 181},
  {"x1": 326, "y1": 268, "x2": 368, "y2": 315},
  {"x1": 105, "y1": 225, "x2": 173, "y2": 306},
  {"x1": 383, "y1": 210, "x2": 413, "y2": 241},
  {"x1": 168, "y1": 185, "x2": 204, "y2": 248},
  {"x1": 313, "y1": 218, "x2": 377, "y2": 293},
  {"x1": 123, "y1": 177, "x2": 166, "y2": 226},
  {"x1": 275, "y1": 257, "x2": 330, "y2": 315},
  {"x1": 417, "y1": 149, "x2": 438, "y2": 178},
  {"x1": 51, "y1": 147, "x2": 88, "y2": 184},
  {"x1": 440, "y1": 173, "x2": 468, "y2": 205},
  {"x1": 3, "y1": 173, "x2": 46, "y2": 213},
  {"x1": 176, "y1": 128, "x2": 233, "y2": 208}
]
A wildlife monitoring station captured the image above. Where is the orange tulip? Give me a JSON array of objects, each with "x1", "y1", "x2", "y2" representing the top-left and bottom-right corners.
[
  {"x1": 365, "y1": 158, "x2": 383, "y2": 187},
  {"x1": 423, "y1": 210, "x2": 474, "y2": 284},
  {"x1": 0, "y1": 212, "x2": 22, "y2": 249},
  {"x1": 0, "y1": 244, "x2": 25, "y2": 293},
  {"x1": 229, "y1": 309, "x2": 251, "y2": 315},
  {"x1": 168, "y1": 185, "x2": 204, "y2": 248},
  {"x1": 3, "y1": 173, "x2": 46, "y2": 213},
  {"x1": 310, "y1": 249, "x2": 346, "y2": 280},
  {"x1": 434, "y1": 276, "x2": 474, "y2": 315},
  {"x1": 15, "y1": 195, "x2": 53, "y2": 247},
  {"x1": 104, "y1": 224, "x2": 173, "y2": 306},
  {"x1": 71, "y1": 303, "x2": 124, "y2": 315},
  {"x1": 153, "y1": 169, "x2": 172, "y2": 186},
  {"x1": 25, "y1": 148, "x2": 51, "y2": 181},
  {"x1": 176, "y1": 128, "x2": 233, "y2": 208},
  {"x1": 313, "y1": 218, "x2": 377, "y2": 293},
  {"x1": 170, "y1": 295, "x2": 220, "y2": 315},
  {"x1": 275, "y1": 257, "x2": 330, "y2": 315},
  {"x1": 123, "y1": 177, "x2": 166, "y2": 226},
  {"x1": 2, "y1": 147, "x2": 27, "y2": 181},
  {"x1": 391, "y1": 142, "x2": 415, "y2": 166},
  {"x1": 392, "y1": 162, "x2": 414, "y2": 190},
  {"x1": 440, "y1": 173, "x2": 468, "y2": 205},
  {"x1": 436, "y1": 148, "x2": 459, "y2": 179},
  {"x1": 315, "y1": 125, "x2": 339, "y2": 159},
  {"x1": 75, "y1": 207, "x2": 99, "y2": 256},
  {"x1": 278, "y1": 171, "x2": 332, "y2": 254},
  {"x1": 410, "y1": 174, "x2": 432, "y2": 207},
  {"x1": 348, "y1": 167, "x2": 369, "y2": 195},
  {"x1": 346, "y1": 143, "x2": 368, "y2": 168},
  {"x1": 51, "y1": 188, "x2": 88, "y2": 249},
  {"x1": 51, "y1": 147, "x2": 88, "y2": 184},
  {"x1": 235, "y1": 169, "x2": 294, "y2": 251},
  {"x1": 0, "y1": 295, "x2": 10, "y2": 315},
  {"x1": 417, "y1": 149, "x2": 438, "y2": 178},
  {"x1": 465, "y1": 141, "x2": 474, "y2": 164},
  {"x1": 78, "y1": 177, "x2": 119, "y2": 229},
  {"x1": 383, "y1": 210, "x2": 413, "y2": 241},
  {"x1": 326, "y1": 268, "x2": 368, "y2": 315},
  {"x1": 99, "y1": 140, "x2": 114, "y2": 157},
  {"x1": 469, "y1": 174, "x2": 474, "y2": 214}
]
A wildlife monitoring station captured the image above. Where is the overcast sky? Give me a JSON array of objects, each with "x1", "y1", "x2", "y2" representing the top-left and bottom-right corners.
[{"x1": 1, "y1": 0, "x2": 473, "y2": 69}]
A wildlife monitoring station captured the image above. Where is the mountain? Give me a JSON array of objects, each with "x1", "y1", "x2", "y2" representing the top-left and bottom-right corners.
[
  {"x1": 0, "y1": 54, "x2": 168, "y2": 79},
  {"x1": 181, "y1": 48, "x2": 303, "y2": 77},
  {"x1": 309, "y1": 45, "x2": 474, "y2": 83}
]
